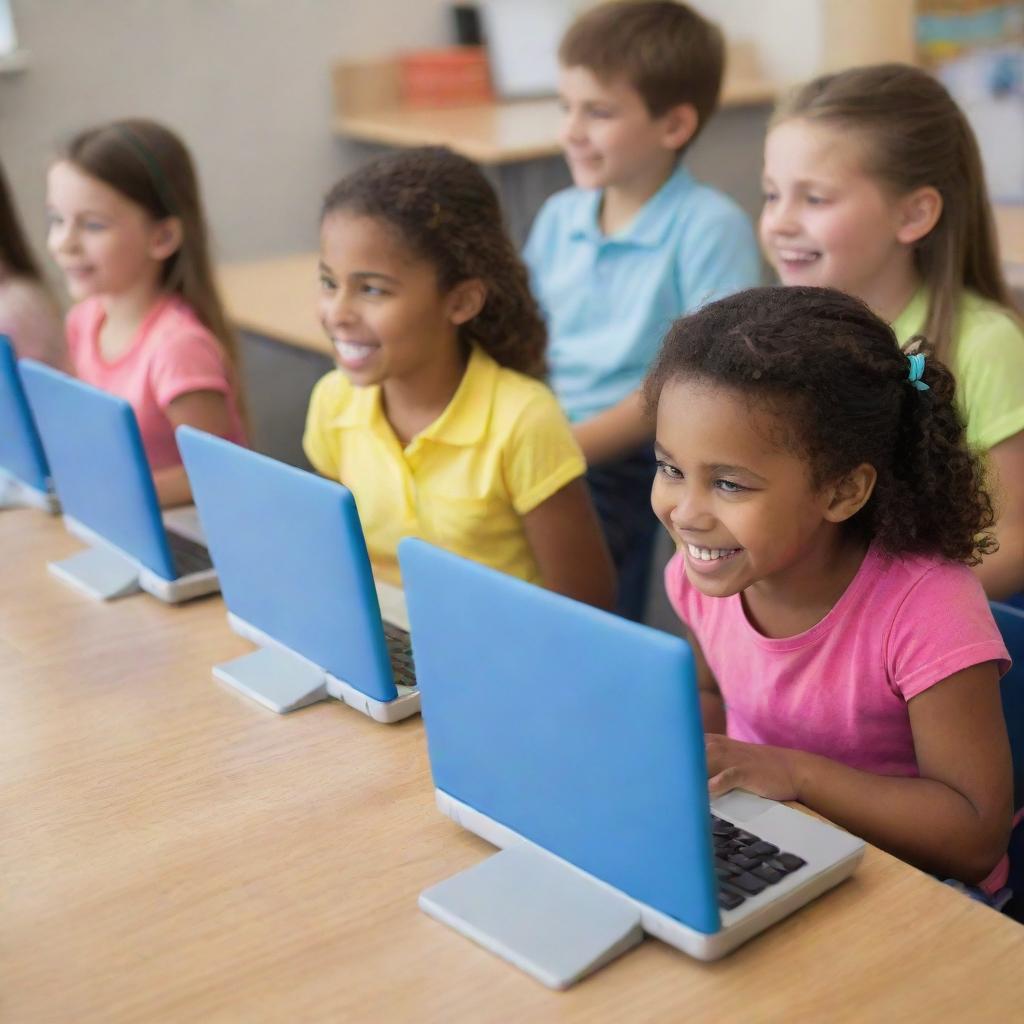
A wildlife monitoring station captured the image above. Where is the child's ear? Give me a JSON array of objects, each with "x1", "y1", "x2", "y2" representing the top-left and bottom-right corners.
[
  {"x1": 659, "y1": 103, "x2": 699, "y2": 151},
  {"x1": 896, "y1": 186, "x2": 942, "y2": 246},
  {"x1": 823, "y1": 463, "x2": 877, "y2": 523},
  {"x1": 446, "y1": 278, "x2": 486, "y2": 326},
  {"x1": 148, "y1": 217, "x2": 183, "y2": 261}
]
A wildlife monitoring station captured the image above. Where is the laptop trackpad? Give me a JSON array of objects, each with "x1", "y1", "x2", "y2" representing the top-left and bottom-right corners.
[{"x1": 710, "y1": 789, "x2": 775, "y2": 823}]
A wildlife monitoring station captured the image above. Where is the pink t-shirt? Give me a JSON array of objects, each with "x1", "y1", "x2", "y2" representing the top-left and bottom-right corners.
[
  {"x1": 67, "y1": 295, "x2": 246, "y2": 471},
  {"x1": 666, "y1": 544, "x2": 1012, "y2": 892},
  {"x1": 665, "y1": 543, "x2": 1009, "y2": 776}
]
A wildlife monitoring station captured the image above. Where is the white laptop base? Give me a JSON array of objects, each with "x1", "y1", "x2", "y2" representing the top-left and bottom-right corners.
[
  {"x1": 0, "y1": 471, "x2": 58, "y2": 513},
  {"x1": 217, "y1": 612, "x2": 421, "y2": 723},
  {"x1": 424, "y1": 790, "x2": 864, "y2": 988},
  {"x1": 52, "y1": 514, "x2": 217, "y2": 603}
]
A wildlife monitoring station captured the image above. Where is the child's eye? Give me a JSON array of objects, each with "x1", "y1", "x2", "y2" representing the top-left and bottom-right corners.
[
  {"x1": 83, "y1": 220, "x2": 107, "y2": 231},
  {"x1": 319, "y1": 276, "x2": 336, "y2": 292},
  {"x1": 714, "y1": 479, "x2": 746, "y2": 493},
  {"x1": 805, "y1": 195, "x2": 828, "y2": 206},
  {"x1": 761, "y1": 190, "x2": 778, "y2": 203},
  {"x1": 360, "y1": 283, "x2": 388, "y2": 297},
  {"x1": 656, "y1": 459, "x2": 682, "y2": 479}
]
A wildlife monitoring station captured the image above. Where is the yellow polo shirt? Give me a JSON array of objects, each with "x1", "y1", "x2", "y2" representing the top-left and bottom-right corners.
[
  {"x1": 892, "y1": 288, "x2": 1024, "y2": 451},
  {"x1": 303, "y1": 347, "x2": 586, "y2": 586}
]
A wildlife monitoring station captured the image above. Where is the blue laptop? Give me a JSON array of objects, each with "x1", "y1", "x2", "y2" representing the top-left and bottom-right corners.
[
  {"x1": 399, "y1": 539, "x2": 864, "y2": 988},
  {"x1": 177, "y1": 425, "x2": 419, "y2": 723},
  {"x1": 0, "y1": 337, "x2": 57, "y2": 512},
  {"x1": 19, "y1": 360, "x2": 217, "y2": 603}
]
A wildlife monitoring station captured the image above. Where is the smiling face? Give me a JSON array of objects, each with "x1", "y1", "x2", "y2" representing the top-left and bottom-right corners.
[
  {"x1": 317, "y1": 211, "x2": 466, "y2": 389},
  {"x1": 759, "y1": 119, "x2": 917, "y2": 311},
  {"x1": 556, "y1": 65, "x2": 681, "y2": 194},
  {"x1": 651, "y1": 376, "x2": 846, "y2": 600},
  {"x1": 46, "y1": 160, "x2": 168, "y2": 301}
]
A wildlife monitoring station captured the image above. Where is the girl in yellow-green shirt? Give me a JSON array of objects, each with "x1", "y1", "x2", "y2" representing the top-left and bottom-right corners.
[{"x1": 760, "y1": 63, "x2": 1024, "y2": 599}]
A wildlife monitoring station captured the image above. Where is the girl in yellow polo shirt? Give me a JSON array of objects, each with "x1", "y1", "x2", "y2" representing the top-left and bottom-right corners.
[
  {"x1": 760, "y1": 64, "x2": 1024, "y2": 600},
  {"x1": 303, "y1": 146, "x2": 614, "y2": 609}
]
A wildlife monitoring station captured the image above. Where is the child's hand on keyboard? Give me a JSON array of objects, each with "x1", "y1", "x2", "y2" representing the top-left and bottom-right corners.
[{"x1": 705, "y1": 734, "x2": 803, "y2": 802}]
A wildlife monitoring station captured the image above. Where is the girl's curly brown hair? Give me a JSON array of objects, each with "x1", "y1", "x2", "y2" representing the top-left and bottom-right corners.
[
  {"x1": 644, "y1": 286, "x2": 995, "y2": 565},
  {"x1": 321, "y1": 146, "x2": 546, "y2": 379}
]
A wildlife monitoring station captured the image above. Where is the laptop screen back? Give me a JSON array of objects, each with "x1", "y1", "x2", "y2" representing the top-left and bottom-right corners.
[
  {"x1": 177, "y1": 427, "x2": 397, "y2": 702},
  {"x1": 0, "y1": 337, "x2": 51, "y2": 494},
  {"x1": 399, "y1": 538, "x2": 720, "y2": 934},
  {"x1": 19, "y1": 360, "x2": 176, "y2": 580}
]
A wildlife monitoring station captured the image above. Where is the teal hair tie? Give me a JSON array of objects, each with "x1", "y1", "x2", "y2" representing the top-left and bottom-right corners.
[{"x1": 906, "y1": 352, "x2": 929, "y2": 391}]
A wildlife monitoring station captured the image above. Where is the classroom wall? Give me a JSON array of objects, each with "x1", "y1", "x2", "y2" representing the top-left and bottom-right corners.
[{"x1": 0, "y1": 0, "x2": 452, "y2": 270}]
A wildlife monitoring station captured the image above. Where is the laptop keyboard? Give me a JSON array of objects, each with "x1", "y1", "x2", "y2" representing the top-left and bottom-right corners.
[
  {"x1": 167, "y1": 530, "x2": 214, "y2": 577},
  {"x1": 712, "y1": 815, "x2": 807, "y2": 911},
  {"x1": 383, "y1": 620, "x2": 416, "y2": 687}
]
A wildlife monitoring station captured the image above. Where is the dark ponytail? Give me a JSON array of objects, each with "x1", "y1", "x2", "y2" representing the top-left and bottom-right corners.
[{"x1": 644, "y1": 286, "x2": 995, "y2": 564}]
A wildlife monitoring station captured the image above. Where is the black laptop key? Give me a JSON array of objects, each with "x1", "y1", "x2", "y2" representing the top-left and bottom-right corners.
[
  {"x1": 714, "y1": 857, "x2": 742, "y2": 877},
  {"x1": 751, "y1": 864, "x2": 784, "y2": 885},
  {"x1": 746, "y1": 841, "x2": 780, "y2": 858},
  {"x1": 167, "y1": 530, "x2": 213, "y2": 576},
  {"x1": 774, "y1": 853, "x2": 807, "y2": 872},
  {"x1": 731, "y1": 872, "x2": 769, "y2": 895},
  {"x1": 727, "y1": 853, "x2": 760, "y2": 870},
  {"x1": 718, "y1": 889, "x2": 745, "y2": 911},
  {"x1": 733, "y1": 830, "x2": 757, "y2": 845},
  {"x1": 711, "y1": 818, "x2": 737, "y2": 837}
]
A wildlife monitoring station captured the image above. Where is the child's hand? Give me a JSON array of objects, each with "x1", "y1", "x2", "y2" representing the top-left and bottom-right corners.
[{"x1": 705, "y1": 734, "x2": 802, "y2": 802}]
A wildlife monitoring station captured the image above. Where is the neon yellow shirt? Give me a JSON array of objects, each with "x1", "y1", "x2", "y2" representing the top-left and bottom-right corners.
[
  {"x1": 303, "y1": 346, "x2": 586, "y2": 586},
  {"x1": 892, "y1": 288, "x2": 1024, "y2": 451}
]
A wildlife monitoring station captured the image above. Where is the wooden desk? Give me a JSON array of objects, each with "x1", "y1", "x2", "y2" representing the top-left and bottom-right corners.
[
  {"x1": 332, "y1": 77, "x2": 776, "y2": 167},
  {"x1": 4, "y1": 510, "x2": 1024, "y2": 1021},
  {"x1": 219, "y1": 254, "x2": 326, "y2": 357}
]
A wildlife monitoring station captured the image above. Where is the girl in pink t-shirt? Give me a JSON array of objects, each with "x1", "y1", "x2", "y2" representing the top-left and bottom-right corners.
[
  {"x1": 46, "y1": 119, "x2": 246, "y2": 507},
  {"x1": 645, "y1": 285, "x2": 1013, "y2": 893}
]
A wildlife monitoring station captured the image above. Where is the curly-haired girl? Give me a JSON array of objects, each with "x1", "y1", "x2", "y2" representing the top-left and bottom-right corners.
[
  {"x1": 303, "y1": 146, "x2": 614, "y2": 607},
  {"x1": 646, "y1": 285, "x2": 1012, "y2": 897}
]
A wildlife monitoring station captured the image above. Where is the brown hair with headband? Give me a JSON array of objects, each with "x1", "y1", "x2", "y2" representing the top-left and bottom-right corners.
[
  {"x1": 61, "y1": 119, "x2": 246, "y2": 417},
  {"x1": 772, "y1": 63, "x2": 1019, "y2": 366}
]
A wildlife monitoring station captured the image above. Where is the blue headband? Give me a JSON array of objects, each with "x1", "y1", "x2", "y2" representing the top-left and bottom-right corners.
[{"x1": 906, "y1": 352, "x2": 929, "y2": 391}]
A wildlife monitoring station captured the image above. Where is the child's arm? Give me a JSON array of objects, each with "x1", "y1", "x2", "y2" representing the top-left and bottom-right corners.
[
  {"x1": 705, "y1": 663, "x2": 1013, "y2": 884},
  {"x1": 572, "y1": 388, "x2": 650, "y2": 466},
  {"x1": 155, "y1": 390, "x2": 235, "y2": 508},
  {"x1": 683, "y1": 627, "x2": 726, "y2": 734},
  {"x1": 521, "y1": 478, "x2": 616, "y2": 610},
  {"x1": 975, "y1": 430, "x2": 1024, "y2": 599}
]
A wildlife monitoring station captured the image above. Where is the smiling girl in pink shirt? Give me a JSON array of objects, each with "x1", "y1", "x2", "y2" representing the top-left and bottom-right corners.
[
  {"x1": 46, "y1": 119, "x2": 246, "y2": 507},
  {"x1": 647, "y1": 285, "x2": 1013, "y2": 900}
]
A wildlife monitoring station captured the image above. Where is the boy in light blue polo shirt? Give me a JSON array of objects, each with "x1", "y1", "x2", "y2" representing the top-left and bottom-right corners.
[{"x1": 524, "y1": 0, "x2": 760, "y2": 620}]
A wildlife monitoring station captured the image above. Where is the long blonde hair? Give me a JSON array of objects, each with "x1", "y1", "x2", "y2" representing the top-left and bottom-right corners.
[
  {"x1": 63, "y1": 119, "x2": 247, "y2": 416},
  {"x1": 773, "y1": 63, "x2": 1018, "y2": 365}
]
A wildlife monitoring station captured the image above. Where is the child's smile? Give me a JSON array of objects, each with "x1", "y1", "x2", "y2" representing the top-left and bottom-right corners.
[{"x1": 651, "y1": 377, "x2": 847, "y2": 604}]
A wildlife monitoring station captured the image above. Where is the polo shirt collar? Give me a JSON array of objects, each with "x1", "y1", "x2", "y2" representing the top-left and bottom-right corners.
[
  {"x1": 328, "y1": 345, "x2": 498, "y2": 447},
  {"x1": 568, "y1": 164, "x2": 696, "y2": 248}
]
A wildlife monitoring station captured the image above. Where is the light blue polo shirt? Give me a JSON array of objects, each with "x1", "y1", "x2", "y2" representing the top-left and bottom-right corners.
[{"x1": 523, "y1": 166, "x2": 761, "y2": 422}]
